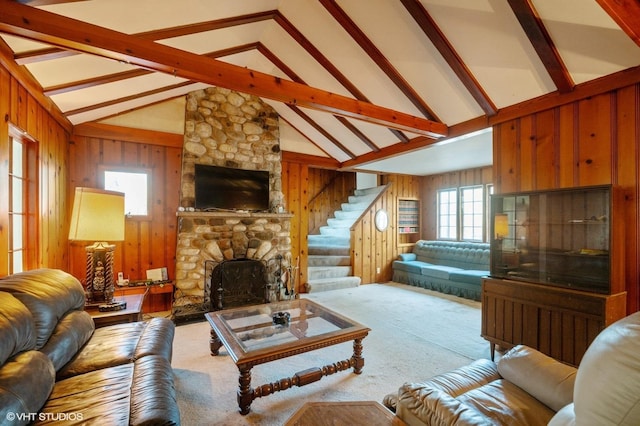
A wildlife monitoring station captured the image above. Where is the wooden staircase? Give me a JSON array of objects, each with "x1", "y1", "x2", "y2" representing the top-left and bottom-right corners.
[{"x1": 305, "y1": 186, "x2": 385, "y2": 292}]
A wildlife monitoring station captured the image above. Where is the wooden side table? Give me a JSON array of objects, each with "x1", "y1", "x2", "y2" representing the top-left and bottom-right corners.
[
  {"x1": 114, "y1": 282, "x2": 174, "y2": 313},
  {"x1": 285, "y1": 401, "x2": 405, "y2": 426},
  {"x1": 86, "y1": 293, "x2": 145, "y2": 328}
]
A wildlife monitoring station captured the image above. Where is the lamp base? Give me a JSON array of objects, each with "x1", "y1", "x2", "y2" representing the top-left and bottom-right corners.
[{"x1": 84, "y1": 242, "x2": 116, "y2": 304}]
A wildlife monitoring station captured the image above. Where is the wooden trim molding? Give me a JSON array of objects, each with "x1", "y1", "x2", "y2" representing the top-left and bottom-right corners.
[{"x1": 73, "y1": 123, "x2": 183, "y2": 147}]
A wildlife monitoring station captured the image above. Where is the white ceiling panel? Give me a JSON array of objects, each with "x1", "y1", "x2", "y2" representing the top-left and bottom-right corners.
[{"x1": 0, "y1": 0, "x2": 639, "y2": 175}]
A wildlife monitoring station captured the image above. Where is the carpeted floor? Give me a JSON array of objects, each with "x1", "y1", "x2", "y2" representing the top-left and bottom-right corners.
[{"x1": 170, "y1": 282, "x2": 490, "y2": 425}]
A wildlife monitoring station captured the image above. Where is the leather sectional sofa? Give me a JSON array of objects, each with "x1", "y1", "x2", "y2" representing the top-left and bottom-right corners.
[
  {"x1": 0, "y1": 268, "x2": 180, "y2": 425},
  {"x1": 383, "y1": 310, "x2": 640, "y2": 425},
  {"x1": 392, "y1": 240, "x2": 490, "y2": 301}
]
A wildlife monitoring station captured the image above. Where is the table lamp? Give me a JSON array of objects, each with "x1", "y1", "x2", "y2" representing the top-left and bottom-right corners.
[
  {"x1": 494, "y1": 213, "x2": 509, "y2": 240},
  {"x1": 493, "y1": 213, "x2": 509, "y2": 270},
  {"x1": 68, "y1": 187, "x2": 125, "y2": 305}
]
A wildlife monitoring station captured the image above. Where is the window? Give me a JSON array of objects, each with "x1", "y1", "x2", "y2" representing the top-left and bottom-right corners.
[
  {"x1": 437, "y1": 184, "x2": 492, "y2": 242},
  {"x1": 8, "y1": 126, "x2": 38, "y2": 273},
  {"x1": 102, "y1": 168, "x2": 150, "y2": 217},
  {"x1": 437, "y1": 188, "x2": 457, "y2": 240},
  {"x1": 461, "y1": 186, "x2": 484, "y2": 241}
]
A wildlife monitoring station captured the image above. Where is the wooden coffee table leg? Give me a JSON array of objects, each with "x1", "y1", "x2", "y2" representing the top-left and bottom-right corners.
[
  {"x1": 210, "y1": 329, "x2": 223, "y2": 356},
  {"x1": 237, "y1": 366, "x2": 254, "y2": 415},
  {"x1": 352, "y1": 338, "x2": 365, "y2": 374}
]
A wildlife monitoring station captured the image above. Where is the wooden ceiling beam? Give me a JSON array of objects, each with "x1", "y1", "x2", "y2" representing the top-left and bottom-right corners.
[
  {"x1": 287, "y1": 105, "x2": 356, "y2": 159},
  {"x1": 319, "y1": 0, "x2": 440, "y2": 122},
  {"x1": 507, "y1": 0, "x2": 574, "y2": 93},
  {"x1": 47, "y1": 42, "x2": 259, "y2": 98},
  {"x1": 0, "y1": 1, "x2": 447, "y2": 138},
  {"x1": 273, "y1": 12, "x2": 409, "y2": 143},
  {"x1": 597, "y1": 0, "x2": 640, "y2": 48},
  {"x1": 14, "y1": 10, "x2": 277, "y2": 65},
  {"x1": 259, "y1": 44, "x2": 380, "y2": 153},
  {"x1": 400, "y1": 0, "x2": 497, "y2": 116},
  {"x1": 0, "y1": 35, "x2": 72, "y2": 132}
]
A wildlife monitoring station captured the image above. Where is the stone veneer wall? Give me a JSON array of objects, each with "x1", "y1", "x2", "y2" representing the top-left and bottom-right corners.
[
  {"x1": 173, "y1": 87, "x2": 292, "y2": 317},
  {"x1": 180, "y1": 87, "x2": 283, "y2": 210}
]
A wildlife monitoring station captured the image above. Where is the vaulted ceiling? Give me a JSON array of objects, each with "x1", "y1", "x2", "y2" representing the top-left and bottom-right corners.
[{"x1": 1, "y1": 0, "x2": 640, "y2": 175}]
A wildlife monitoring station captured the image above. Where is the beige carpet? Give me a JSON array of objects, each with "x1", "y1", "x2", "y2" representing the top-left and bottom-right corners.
[{"x1": 171, "y1": 282, "x2": 490, "y2": 426}]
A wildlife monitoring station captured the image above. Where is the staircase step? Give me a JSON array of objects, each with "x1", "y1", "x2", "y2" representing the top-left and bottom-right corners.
[
  {"x1": 308, "y1": 265, "x2": 352, "y2": 280},
  {"x1": 327, "y1": 217, "x2": 356, "y2": 228},
  {"x1": 319, "y1": 226, "x2": 350, "y2": 238},
  {"x1": 354, "y1": 186, "x2": 385, "y2": 197},
  {"x1": 308, "y1": 255, "x2": 351, "y2": 267},
  {"x1": 305, "y1": 276, "x2": 361, "y2": 293},
  {"x1": 341, "y1": 201, "x2": 371, "y2": 211},
  {"x1": 308, "y1": 245, "x2": 350, "y2": 256},
  {"x1": 334, "y1": 210, "x2": 361, "y2": 220},
  {"x1": 308, "y1": 235, "x2": 350, "y2": 246}
]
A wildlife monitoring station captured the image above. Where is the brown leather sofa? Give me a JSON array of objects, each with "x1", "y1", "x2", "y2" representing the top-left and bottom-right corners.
[
  {"x1": 383, "y1": 311, "x2": 640, "y2": 425},
  {"x1": 0, "y1": 269, "x2": 180, "y2": 425}
]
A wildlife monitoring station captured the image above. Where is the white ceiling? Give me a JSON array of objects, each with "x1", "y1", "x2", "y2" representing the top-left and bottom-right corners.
[{"x1": 1, "y1": 0, "x2": 639, "y2": 176}]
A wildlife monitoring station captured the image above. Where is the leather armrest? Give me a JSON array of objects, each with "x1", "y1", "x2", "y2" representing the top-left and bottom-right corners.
[
  {"x1": 497, "y1": 345, "x2": 576, "y2": 412},
  {"x1": 412, "y1": 358, "x2": 500, "y2": 396}
]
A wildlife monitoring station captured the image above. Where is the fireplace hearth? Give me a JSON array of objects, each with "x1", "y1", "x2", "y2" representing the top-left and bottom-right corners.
[{"x1": 206, "y1": 258, "x2": 268, "y2": 311}]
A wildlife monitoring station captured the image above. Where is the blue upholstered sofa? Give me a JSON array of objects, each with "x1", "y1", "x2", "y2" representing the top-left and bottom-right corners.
[{"x1": 392, "y1": 240, "x2": 490, "y2": 301}]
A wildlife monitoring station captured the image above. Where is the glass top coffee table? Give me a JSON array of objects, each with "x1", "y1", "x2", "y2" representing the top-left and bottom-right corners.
[{"x1": 205, "y1": 298, "x2": 370, "y2": 415}]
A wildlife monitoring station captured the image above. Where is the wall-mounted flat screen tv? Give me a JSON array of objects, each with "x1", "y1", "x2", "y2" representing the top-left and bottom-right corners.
[{"x1": 194, "y1": 164, "x2": 270, "y2": 212}]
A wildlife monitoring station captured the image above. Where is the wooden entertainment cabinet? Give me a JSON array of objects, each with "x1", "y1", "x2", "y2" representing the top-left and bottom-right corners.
[
  {"x1": 481, "y1": 278, "x2": 626, "y2": 366},
  {"x1": 483, "y1": 185, "x2": 627, "y2": 366}
]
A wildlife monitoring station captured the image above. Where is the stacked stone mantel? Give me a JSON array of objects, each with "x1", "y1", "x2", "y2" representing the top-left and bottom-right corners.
[{"x1": 173, "y1": 87, "x2": 291, "y2": 321}]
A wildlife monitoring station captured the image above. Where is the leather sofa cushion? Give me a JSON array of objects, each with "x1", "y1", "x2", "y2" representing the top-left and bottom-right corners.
[
  {"x1": 0, "y1": 350, "x2": 55, "y2": 426},
  {"x1": 38, "y1": 355, "x2": 179, "y2": 425},
  {"x1": 497, "y1": 345, "x2": 576, "y2": 412},
  {"x1": 57, "y1": 317, "x2": 175, "y2": 380},
  {"x1": 456, "y1": 379, "x2": 554, "y2": 425},
  {"x1": 571, "y1": 311, "x2": 640, "y2": 425},
  {"x1": 39, "y1": 310, "x2": 95, "y2": 372},
  {"x1": 0, "y1": 292, "x2": 36, "y2": 364},
  {"x1": 0, "y1": 269, "x2": 86, "y2": 349}
]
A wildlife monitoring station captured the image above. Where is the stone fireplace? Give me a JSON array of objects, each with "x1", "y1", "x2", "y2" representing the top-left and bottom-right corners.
[{"x1": 173, "y1": 87, "x2": 293, "y2": 322}]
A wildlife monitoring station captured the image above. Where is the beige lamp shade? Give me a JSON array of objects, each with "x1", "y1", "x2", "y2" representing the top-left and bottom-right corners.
[
  {"x1": 494, "y1": 213, "x2": 509, "y2": 239},
  {"x1": 68, "y1": 187, "x2": 125, "y2": 242}
]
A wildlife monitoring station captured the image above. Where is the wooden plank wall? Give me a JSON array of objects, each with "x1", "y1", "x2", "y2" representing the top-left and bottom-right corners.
[
  {"x1": 493, "y1": 86, "x2": 640, "y2": 313},
  {"x1": 0, "y1": 64, "x2": 70, "y2": 276},
  {"x1": 307, "y1": 168, "x2": 356, "y2": 235},
  {"x1": 422, "y1": 166, "x2": 493, "y2": 241},
  {"x1": 68, "y1": 126, "x2": 182, "y2": 284},
  {"x1": 351, "y1": 174, "x2": 421, "y2": 284},
  {"x1": 281, "y1": 162, "x2": 356, "y2": 293}
]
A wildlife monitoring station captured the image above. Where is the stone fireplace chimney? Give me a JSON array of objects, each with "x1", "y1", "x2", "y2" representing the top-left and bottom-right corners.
[{"x1": 173, "y1": 87, "x2": 293, "y2": 322}]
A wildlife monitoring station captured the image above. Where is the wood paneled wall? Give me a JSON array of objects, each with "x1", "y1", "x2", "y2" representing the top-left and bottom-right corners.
[
  {"x1": 307, "y1": 168, "x2": 357, "y2": 235},
  {"x1": 351, "y1": 174, "x2": 421, "y2": 283},
  {"x1": 0, "y1": 64, "x2": 70, "y2": 276},
  {"x1": 68, "y1": 125, "x2": 182, "y2": 284},
  {"x1": 281, "y1": 162, "x2": 356, "y2": 292},
  {"x1": 493, "y1": 86, "x2": 640, "y2": 313},
  {"x1": 422, "y1": 166, "x2": 493, "y2": 241}
]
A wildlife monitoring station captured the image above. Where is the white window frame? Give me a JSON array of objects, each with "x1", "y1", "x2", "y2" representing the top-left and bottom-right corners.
[
  {"x1": 437, "y1": 188, "x2": 458, "y2": 240},
  {"x1": 460, "y1": 185, "x2": 484, "y2": 242},
  {"x1": 8, "y1": 125, "x2": 38, "y2": 273},
  {"x1": 99, "y1": 166, "x2": 151, "y2": 219}
]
